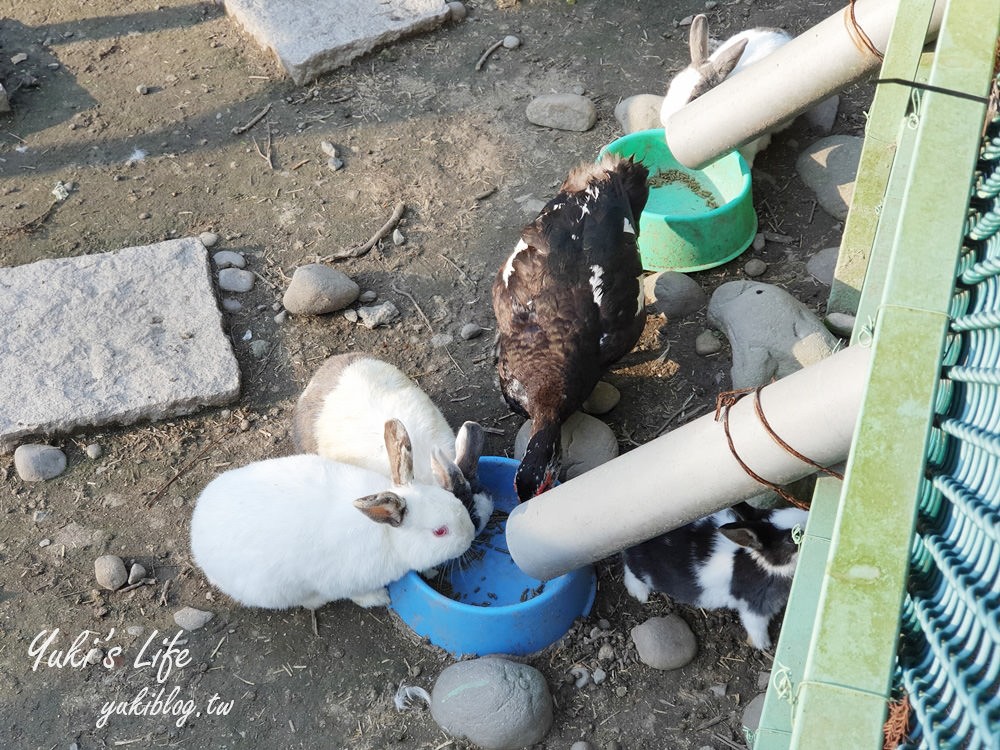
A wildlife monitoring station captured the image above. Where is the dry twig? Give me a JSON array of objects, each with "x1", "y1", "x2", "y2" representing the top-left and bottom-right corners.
[
  {"x1": 475, "y1": 40, "x2": 504, "y2": 71},
  {"x1": 320, "y1": 202, "x2": 406, "y2": 260},
  {"x1": 231, "y1": 103, "x2": 272, "y2": 135}
]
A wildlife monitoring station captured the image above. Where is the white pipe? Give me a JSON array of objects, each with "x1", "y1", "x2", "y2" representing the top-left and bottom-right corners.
[
  {"x1": 505, "y1": 345, "x2": 871, "y2": 581},
  {"x1": 665, "y1": 0, "x2": 945, "y2": 169}
]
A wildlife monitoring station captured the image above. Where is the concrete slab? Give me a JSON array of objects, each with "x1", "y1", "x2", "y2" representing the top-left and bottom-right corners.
[
  {"x1": 225, "y1": 0, "x2": 450, "y2": 85},
  {"x1": 0, "y1": 238, "x2": 241, "y2": 452}
]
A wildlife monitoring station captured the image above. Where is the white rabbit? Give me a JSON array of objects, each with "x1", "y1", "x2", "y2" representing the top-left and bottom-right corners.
[
  {"x1": 292, "y1": 353, "x2": 493, "y2": 534},
  {"x1": 660, "y1": 14, "x2": 792, "y2": 165},
  {"x1": 190, "y1": 419, "x2": 476, "y2": 624}
]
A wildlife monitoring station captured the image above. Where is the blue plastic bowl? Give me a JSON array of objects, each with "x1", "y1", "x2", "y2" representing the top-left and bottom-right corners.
[{"x1": 388, "y1": 456, "x2": 596, "y2": 657}]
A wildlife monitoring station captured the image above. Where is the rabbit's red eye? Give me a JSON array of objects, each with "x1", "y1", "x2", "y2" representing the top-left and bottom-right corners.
[{"x1": 432, "y1": 526, "x2": 449, "y2": 537}]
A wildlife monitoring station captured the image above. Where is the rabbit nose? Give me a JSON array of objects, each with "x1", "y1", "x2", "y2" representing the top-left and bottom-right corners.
[{"x1": 432, "y1": 526, "x2": 449, "y2": 537}]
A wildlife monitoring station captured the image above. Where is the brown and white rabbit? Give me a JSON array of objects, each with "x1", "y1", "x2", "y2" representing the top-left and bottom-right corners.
[
  {"x1": 190, "y1": 419, "x2": 475, "y2": 618},
  {"x1": 292, "y1": 353, "x2": 493, "y2": 534},
  {"x1": 622, "y1": 502, "x2": 807, "y2": 650},
  {"x1": 660, "y1": 14, "x2": 793, "y2": 165}
]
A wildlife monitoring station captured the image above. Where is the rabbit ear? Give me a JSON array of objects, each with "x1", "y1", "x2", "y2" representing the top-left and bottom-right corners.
[
  {"x1": 719, "y1": 523, "x2": 762, "y2": 550},
  {"x1": 384, "y1": 419, "x2": 414, "y2": 486},
  {"x1": 454, "y1": 421, "x2": 485, "y2": 483},
  {"x1": 710, "y1": 37, "x2": 748, "y2": 79},
  {"x1": 430, "y1": 446, "x2": 469, "y2": 495},
  {"x1": 354, "y1": 491, "x2": 407, "y2": 527},
  {"x1": 689, "y1": 14, "x2": 710, "y2": 64}
]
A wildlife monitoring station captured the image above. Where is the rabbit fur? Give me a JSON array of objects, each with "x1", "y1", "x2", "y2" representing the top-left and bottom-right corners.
[
  {"x1": 292, "y1": 353, "x2": 493, "y2": 534},
  {"x1": 191, "y1": 419, "x2": 476, "y2": 612},
  {"x1": 622, "y1": 503, "x2": 807, "y2": 650},
  {"x1": 660, "y1": 14, "x2": 792, "y2": 165}
]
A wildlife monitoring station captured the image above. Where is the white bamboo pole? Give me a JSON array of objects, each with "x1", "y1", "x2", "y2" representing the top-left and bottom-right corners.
[
  {"x1": 505, "y1": 344, "x2": 871, "y2": 581},
  {"x1": 665, "y1": 0, "x2": 945, "y2": 169}
]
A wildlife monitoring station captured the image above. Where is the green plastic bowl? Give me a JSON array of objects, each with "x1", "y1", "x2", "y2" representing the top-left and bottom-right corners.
[{"x1": 599, "y1": 129, "x2": 757, "y2": 273}]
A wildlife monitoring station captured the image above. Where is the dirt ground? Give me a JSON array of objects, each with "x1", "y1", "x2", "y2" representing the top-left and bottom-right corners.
[{"x1": 0, "y1": 1, "x2": 869, "y2": 748}]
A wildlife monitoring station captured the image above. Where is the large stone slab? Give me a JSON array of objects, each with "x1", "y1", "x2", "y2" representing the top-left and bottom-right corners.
[
  {"x1": 225, "y1": 0, "x2": 450, "y2": 85},
  {"x1": 0, "y1": 238, "x2": 241, "y2": 452}
]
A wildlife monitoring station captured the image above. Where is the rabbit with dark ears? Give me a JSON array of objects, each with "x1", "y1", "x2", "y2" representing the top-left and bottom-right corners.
[
  {"x1": 660, "y1": 14, "x2": 792, "y2": 165},
  {"x1": 292, "y1": 353, "x2": 493, "y2": 535},
  {"x1": 190, "y1": 419, "x2": 476, "y2": 630},
  {"x1": 622, "y1": 502, "x2": 807, "y2": 650}
]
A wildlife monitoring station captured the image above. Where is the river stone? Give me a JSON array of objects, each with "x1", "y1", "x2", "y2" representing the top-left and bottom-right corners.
[
  {"x1": 431, "y1": 657, "x2": 553, "y2": 750},
  {"x1": 357, "y1": 300, "x2": 400, "y2": 328},
  {"x1": 824, "y1": 312, "x2": 856, "y2": 338},
  {"x1": 694, "y1": 330, "x2": 722, "y2": 356},
  {"x1": 283, "y1": 263, "x2": 360, "y2": 315},
  {"x1": 212, "y1": 250, "x2": 246, "y2": 269},
  {"x1": 707, "y1": 281, "x2": 839, "y2": 389},
  {"x1": 217, "y1": 268, "x2": 255, "y2": 293},
  {"x1": 94, "y1": 555, "x2": 128, "y2": 591},
  {"x1": 13, "y1": 444, "x2": 67, "y2": 481},
  {"x1": 631, "y1": 615, "x2": 698, "y2": 670},
  {"x1": 174, "y1": 607, "x2": 213, "y2": 631},
  {"x1": 525, "y1": 94, "x2": 597, "y2": 132},
  {"x1": 796, "y1": 135, "x2": 864, "y2": 221},
  {"x1": 807, "y1": 246, "x2": 839, "y2": 286},
  {"x1": 642, "y1": 272, "x2": 706, "y2": 319},
  {"x1": 614, "y1": 94, "x2": 664, "y2": 134},
  {"x1": 199, "y1": 231, "x2": 220, "y2": 248},
  {"x1": 128, "y1": 563, "x2": 147, "y2": 585},
  {"x1": 515, "y1": 412, "x2": 618, "y2": 480},
  {"x1": 582, "y1": 381, "x2": 620, "y2": 415},
  {"x1": 744, "y1": 259, "x2": 767, "y2": 277}
]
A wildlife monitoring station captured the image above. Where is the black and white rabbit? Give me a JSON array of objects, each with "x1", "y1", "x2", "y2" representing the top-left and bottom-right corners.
[
  {"x1": 190, "y1": 419, "x2": 476, "y2": 621},
  {"x1": 660, "y1": 14, "x2": 792, "y2": 165},
  {"x1": 622, "y1": 503, "x2": 807, "y2": 650},
  {"x1": 292, "y1": 353, "x2": 493, "y2": 535}
]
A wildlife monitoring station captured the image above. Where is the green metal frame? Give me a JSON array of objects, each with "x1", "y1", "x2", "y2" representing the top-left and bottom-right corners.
[{"x1": 754, "y1": 1, "x2": 999, "y2": 747}]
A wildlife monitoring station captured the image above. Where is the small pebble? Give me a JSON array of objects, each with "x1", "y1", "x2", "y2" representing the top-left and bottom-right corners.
[
  {"x1": 705, "y1": 0, "x2": 718, "y2": 8},
  {"x1": 127, "y1": 563, "x2": 147, "y2": 585},
  {"x1": 571, "y1": 742, "x2": 596, "y2": 750},
  {"x1": 446, "y1": 1, "x2": 467, "y2": 21},
  {"x1": 631, "y1": 615, "x2": 698, "y2": 670},
  {"x1": 283, "y1": 264, "x2": 359, "y2": 315},
  {"x1": 85, "y1": 648, "x2": 103, "y2": 666},
  {"x1": 597, "y1": 643, "x2": 615, "y2": 662},
  {"x1": 85, "y1": 443, "x2": 103, "y2": 460},
  {"x1": 327, "y1": 157, "x2": 344, "y2": 171},
  {"x1": 218, "y1": 268, "x2": 255, "y2": 293},
  {"x1": 744, "y1": 258, "x2": 768, "y2": 277},
  {"x1": 708, "y1": 683, "x2": 727, "y2": 698},
  {"x1": 430, "y1": 333, "x2": 454, "y2": 348},
  {"x1": 273, "y1": 310, "x2": 288, "y2": 325},
  {"x1": 271, "y1": 301, "x2": 283, "y2": 312},
  {"x1": 392, "y1": 228, "x2": 405, "y2": 246},
  {"x1": 695, "y1": 330, "x2": 722, "y2": 356},
  {"x1": 127, "y1": 625, "x2": 144, "y2": 636},
  {"x1": 571, "y1": 666, "x2": 590, "y2": 688},
  {"x1": 343, "y1": 308, "x2": 359, "y2": 323},
  {"x1": 239, "y1": 418, "x2": 251, "y2": 431},
  {"x1": 824, "y1": 311, "x2": 855, "y2": 338},
  {"x1": 138, "y1": 211, "x2": 151, "y2": 220},
  {"x1": 320, "y1": 140, "x2": 337, "y2": 157},
  {"x1": 95, "y1": 555, "x2": 128, "y2": 591},
  {"x1": 752, "y1": 232, "x2": 766, "y2": 252},
  {"x1": 33, "y1": 509, "x2": 51, "y2": 523},
  {"x1": 212, "y1": 250, "x2": 246, "y2": 269},
  {"x1": 249, "y1": 340, "x2": 270, "y2": 359},
  {"x1": 459, "y1": 322, "x2": 484, "y2": 340},
  {"x1": 136, "y1": 84, "x2": 150, "y2": 95},
  {"x1": 11, "y1": 53, "x2": 28, "y2": 65},
  {"x1": 199, "y1": 231, "x2": 220, "y2": 248},
  {"x1": 582, "y1": 381, "x2": 620, "y2": 415},
  {"x1": 359, "y1": 290, "x2": 377, "y2": 304},
  {"x1": 598, "y1": 618, "x2": 610, "y2": 630},
  {"x1": 358, "y1": 301, "x2": 400, "y2": 329},
  {"x1": 221, "y1": 298, "x2": 242, "y2": 313},
  {"x1": 503, "y1": 35, "x2": 521, "y2": 49},
  {"x1": 173, "y1": 606, "x2": 214, "y2": 631},
  {"x1": 591, "y1": 668, "x2": 607, "y2": 685},
  {"x1": 39, "y1": 538, "x2": 51, "y2": 548}
]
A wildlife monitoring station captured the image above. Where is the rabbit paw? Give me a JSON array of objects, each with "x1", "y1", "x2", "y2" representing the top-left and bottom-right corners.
[
  {"x1": 351, "y1": 588, "x2": 391, "y2": 608},
  {"x1": 741, "y1": 611, "x2": 773, "y2": 651}
]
